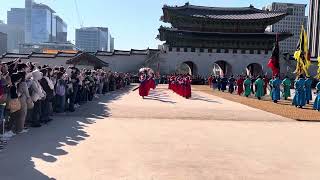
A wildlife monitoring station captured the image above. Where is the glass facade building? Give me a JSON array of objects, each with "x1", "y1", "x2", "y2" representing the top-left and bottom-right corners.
[
  {"x1": 7, "y1": 8, "x2": 25, "y2": 28},
  {"x1": 0, "y1": 32, "x2": 8, "y2": 55},
  {"x1": 31, "y1": 4, "x2": 55, "y2": 43},
  {"x1": 25, "y1": 0, "x2": 33, "y2": 43},
  {"x1": 264, "y1": 3, "x2": 307, "y2": 54},
  {"x1": 76, "y1": 27, "x2": 111, "y2": 52},
  {"x1": 56, "y1": 16, "x2": 68, "y2": 42},
  {"x1": 6, "y1": 8, "x2": 26, "y2": 52}
]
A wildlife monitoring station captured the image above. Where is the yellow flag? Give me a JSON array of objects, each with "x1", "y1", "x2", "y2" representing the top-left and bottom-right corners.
[
  {"x1": 294, "y1": 25, "x2": 311, "y2": 77},
  {"x1": 316, "y1": 57, "x2": 320, "y2": 79}
]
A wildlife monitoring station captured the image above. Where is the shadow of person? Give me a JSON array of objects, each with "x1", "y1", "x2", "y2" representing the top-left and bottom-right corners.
[
  {"x1": 190, "y1": 94, "x2": 221, "y2": 103},
  {"x1": 0, "y1": 86, "x2": 133, "y2": 180},
  {"x1": 144, "y1": 96, "x2": 176, "y2": 104}
]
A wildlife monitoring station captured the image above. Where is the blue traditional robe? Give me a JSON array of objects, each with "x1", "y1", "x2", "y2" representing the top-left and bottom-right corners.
[
  {"x1": 217, "y1": 77, "x2": 222, "y2": 91},
  {"x1": 271, "y1": 78, "x2": 281, "y2": 101},
  {"x1": 221, "y1": 77, "x2": 228, "y2": 91},
  {"x1": 305, "y1": 78, "x2": 313, "y2": 103},
  {"x1": 228, "y1": 77, "x2": 236, "y2": 93},
  {"x1": 292, "y1": 78, "x2": 306, "y2": 107},
  {"x1": 313, "y1": 82, "x2": 320, "y2": 111}
]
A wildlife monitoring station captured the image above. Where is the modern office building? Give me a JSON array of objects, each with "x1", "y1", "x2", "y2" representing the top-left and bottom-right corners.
[
  {"x1": 55, "y1": 16, "x2": 68, "y2": 42},
  {"x1": 0, "y1": 32, "x2": 8, "y2": 55},
  {"x1": 308, "y1": 0, "x2": 320, "y2": 58},
  {"x1": 264, "y1": 3, "x2": 307, "y2": 54},
  {"x1": 7, "y1": 8, "x2": 25, "y2": 28},
  {"x1": 110, "y1": 37, "x2": 115, "y2": 51},
  {"x1": 25, "y1": 0, "x2": 33, "y2": 43},
  {"x1": 31, "y1": 3, "x2": 56, "y2": 43},
  {"x1": 76, "y1": 27, "x2": 111, "y2": 52},
  {"x1": 0, "y1": 22, "x2": 24, "y2": 53},
  {"x1": 7, "y1": 0, "x2": 68, "y2": 45}
]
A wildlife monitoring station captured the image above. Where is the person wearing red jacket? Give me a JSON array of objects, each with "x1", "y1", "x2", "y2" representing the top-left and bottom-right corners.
[{"x1": 236, "y1": 75, "x2": 244, "y2": 95}]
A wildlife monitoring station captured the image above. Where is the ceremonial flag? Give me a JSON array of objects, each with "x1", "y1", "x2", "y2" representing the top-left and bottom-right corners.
[
  {"x1": 316, "y1": 57, "x2": 320, "y2": 79},
  {"x1": 294, "y1": 25, "x2": 311, "y2": 76},
  {"x1": 268, "y1": 34, "x2": 280, "y2": 76}
]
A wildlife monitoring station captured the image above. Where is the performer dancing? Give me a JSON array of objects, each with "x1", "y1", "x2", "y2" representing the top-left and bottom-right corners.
[
  {"x1": 139, "y1": 68, "x2": 150, "y2": 99},
  {"x1": 168, "y1": 74, "x2": 192, "y2": 99}
]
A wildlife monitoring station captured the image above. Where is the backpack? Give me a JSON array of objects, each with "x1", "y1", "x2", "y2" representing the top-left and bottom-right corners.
[{"x1": 56, "y1": 81, "x2": 66, "y2": 96}]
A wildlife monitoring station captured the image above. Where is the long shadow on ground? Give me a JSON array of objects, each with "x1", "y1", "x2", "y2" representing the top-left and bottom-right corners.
[
  {"x1": 145, "y1": 89, "x2": 176, "y2": 104},
  {"x1": 0, "y1": 86, "x2": 132, "y2": 180}
]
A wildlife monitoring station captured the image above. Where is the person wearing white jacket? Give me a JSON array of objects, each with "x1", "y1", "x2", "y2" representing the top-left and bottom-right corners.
[{"x1": 30, "y1": 70, "x2": 46, "y2": 127}]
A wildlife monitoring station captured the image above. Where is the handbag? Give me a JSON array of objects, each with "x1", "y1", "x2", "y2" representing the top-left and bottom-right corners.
[
  {"x1": 27, "y1": 97, "x2": 34, "y2": 109},
  {"x1": 8, "y1": 98, "x2": 21, "y2": 113}
]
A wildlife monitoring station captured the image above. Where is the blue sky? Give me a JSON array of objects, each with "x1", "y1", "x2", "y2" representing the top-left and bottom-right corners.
[{"x1": 0, "y1": 0, "x2": 309, "y2": 50}]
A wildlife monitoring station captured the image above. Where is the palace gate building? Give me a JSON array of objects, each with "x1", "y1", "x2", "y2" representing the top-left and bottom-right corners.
[
  {"x1": 1, "y1": 3, "x2": 297, "y2": 77},
  {"x1": 158, "y1": 3, "x2": 292, "y2": 76}
]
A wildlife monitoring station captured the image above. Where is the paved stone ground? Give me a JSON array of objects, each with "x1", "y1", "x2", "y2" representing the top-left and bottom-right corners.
[{"x1": 1, "y1": 85, "x2": 320, "y2": 180}]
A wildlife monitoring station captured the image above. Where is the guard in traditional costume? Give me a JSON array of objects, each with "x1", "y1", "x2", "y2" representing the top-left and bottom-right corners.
[
  {"x1": 251, "y1": 76, "x2": 257, "y2": 94},
  {"x1": 228, "y1": 75, "x2": 236, "y2": 94},
  {"x1": 185, "y1": 75, "x2": 192, "y2": 99},
  {"x1": 244, "y1": 76, "x2": 252, "y2": 97},
  {"x1": 263, "y1": 75, "x2": 269, "y2": 95},
  {"x1": 270, "y1": 75, "x2": 281, "y2": 103},
  {"x1": 212, "y1": 76, "x2": 217, "y2": 89},
  {"x1": 292, "y1": 75, "x2": 306, "y2": 108},
  {"x1": 236, "y1": 75, "x2": 244, "y2": 95},
  {"x1": 254, "y1": 76, "x2": 264, "y2": 100},
  {"x1": 305, "y1": 76, "x2": 313, "y2": 104},
  {"x1": 221, "y1": 76, "x2": 228, "y2": 92},
  {"x1": 216, "y1": 76, "x2": 222, "y2": 91},
  {"x1": 313, "y1": 81, "x2": 320, "y2": 111},
  {"x1": 282, "y1": 76, "x2": 291, "y2": 100},
  {"x1": 208, "y1": 76, "x2": 213, "y2": 88}
]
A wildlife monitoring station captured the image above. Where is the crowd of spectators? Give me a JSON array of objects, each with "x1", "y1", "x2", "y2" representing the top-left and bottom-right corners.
[{"x1": 0, "y1": 59, "x2": 131, "y2": 150}]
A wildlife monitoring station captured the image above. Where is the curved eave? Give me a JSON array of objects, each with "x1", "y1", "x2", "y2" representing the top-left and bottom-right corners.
[
  {"x1": 162, "y1": 4, "x2": 264, "y2": 13},
  {"x1": 163, "y1": 9, "x2": 287, "y2": 24}
]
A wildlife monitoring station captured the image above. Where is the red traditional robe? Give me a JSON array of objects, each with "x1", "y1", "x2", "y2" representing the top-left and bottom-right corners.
[
  {"x1": 208, "y1": 76, "x2": 213, "y2": 87},
  {"x1": 139, "y1": 74, "x2": 149, "y2": 97},
  {"x1": 185, "y1": 76, "x2": 192, "y2": 99},
  {"x1": 149, "y1": 78, "x2": 156, "y2": 90},
  {"x1": 236, "y1": 78, "x2": 244, "y2": 95}
]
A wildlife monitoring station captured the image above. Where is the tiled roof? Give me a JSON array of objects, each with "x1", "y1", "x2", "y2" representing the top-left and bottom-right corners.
[
  {"x1": 163, "y1": 3, "x2": 287, "y2": 21},
  {"x1": 164, "y1": 4, "x2": 264, "y2": 13},
  {"x1": 114, "y1": 50, "x2": 131, "y2": 56},
  {"x1": 30, "y1": 52, "x2": 56, "y2": 58},
  {"x1": 96, "y1": 51, "x2": 114, "y2": 56},
  {"x1": 66, "y1": 52, "x2": 108, "y2": 67},
  {"x1": 1, "y1": 49, "x2": 161, "y2": 59},
  {"x1": 192, "y1": 12, "x2": 286, "y2": 20},
  {"x1": 1, "y1": 53, "x2": 31, "y2": 59}
]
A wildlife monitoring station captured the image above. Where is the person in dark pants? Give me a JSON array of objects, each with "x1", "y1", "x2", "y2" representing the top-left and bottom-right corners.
[
  {"x1": 55, "y1": 72, "x2": 66, "y2": 113},
  {"x1": 39, "y1": 68, "x2": 53, "y2": 123},
  {"x1": 69, "y1": 69, "x2": 79, "y2": 112},
  {"x1": 30, "y1": 70, "x2": 45, "y2": 127}
]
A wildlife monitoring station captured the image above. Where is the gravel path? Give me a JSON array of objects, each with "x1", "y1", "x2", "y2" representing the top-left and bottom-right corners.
[{"x1": 195, "y1": 85, "x2": 320, "y2": 121}]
